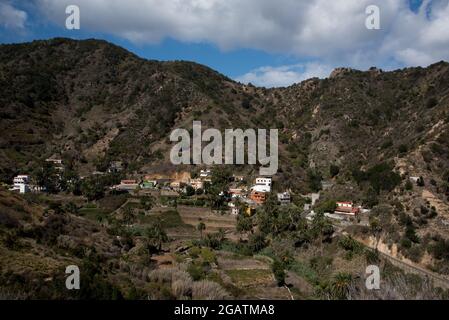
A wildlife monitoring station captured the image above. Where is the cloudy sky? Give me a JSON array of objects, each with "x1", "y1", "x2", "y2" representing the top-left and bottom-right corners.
[{"x1": 0, "y1": 0, "x2": 448, "y2": 87}]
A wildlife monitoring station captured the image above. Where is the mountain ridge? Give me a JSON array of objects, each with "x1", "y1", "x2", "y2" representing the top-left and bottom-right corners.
[{"x1": 1, "y1": 38, "x2": 449, "y2": 298}]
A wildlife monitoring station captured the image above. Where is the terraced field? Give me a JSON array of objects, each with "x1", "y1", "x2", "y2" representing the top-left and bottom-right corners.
[{"x1": 177, "y1": 206, "x2": 237, "y2": 233}]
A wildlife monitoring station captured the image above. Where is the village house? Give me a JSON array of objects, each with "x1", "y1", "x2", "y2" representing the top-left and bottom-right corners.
[
  {"x1": 45, "y1": 157, "x2": 64, "y2": 171},
  {"x1": 229, "y1": 188, "x2": 245, "y2": 198},
  {"x1": 250, "y1": 191, "x2": 267, "y2": 204},
  {"x1": 251, "y1": 177, "x2": 272, "y2": 193},
  {"x1": 108, "y1": 161, "x2": 123, "y2": 173},
  {"x1": 141, "y1": 180, "x2": 158, "y2": 189},
  {"x1": 12, "y1": 175, "x2": 30, "y2": 194},
  {"x1": 200, "y1": 169, "x2": 211, "y2": 178},
  {"x1": 189, "y1": 178, "x2": 204, "y2": 190},
  {"x1": 115, "y1": 179, "x2": 139, "y2": 191},
  {"x1": 303, "y1": 193, "x2": 320, "y2": 212},
  {"x1": 277, "y1": 192, "x2": 291, "y2": 205},
  {"x1": 228, "y1": 202, "x2": 240, "y2": 215},
  {"x1": 196, "y1": 170, "x2": 212, "y2": 183},
  {"x1": 256, "y1": 177, "x2": 272, "y2": 187},
  {"x1": 245, "y1": 206, "x2": 257, "y2": 216},
  {"x1": 335, "y1": 201, "x2": 360, "y2": 216},
  {"x1": 233, "y1": 175, "x2": 245, "y2": 182},
  {"x1": 231, "y1": 207, "x2": 240, "y2": 215},
  {"x1": 239, "y1": 197, "x2": 257, "y2": 215}
]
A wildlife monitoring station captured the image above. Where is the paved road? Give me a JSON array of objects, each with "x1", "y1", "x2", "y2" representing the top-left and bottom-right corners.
[
  {"x1": 331, "y1": 220, "x2": 449, "y2": 290},
  {"x1": 360, "y1": 239, "x2": 449, "y2": 290}
]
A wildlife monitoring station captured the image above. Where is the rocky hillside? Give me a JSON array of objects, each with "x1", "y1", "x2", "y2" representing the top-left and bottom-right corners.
[
  {"x1": 1, "y1": 38, "x2": 449, "y2": 297},
  {"x1": 1, "y1": 39, "x2": 449, "y2": 234},
  {"x1": 0, "y1": 39, "x2": 447, "y2": 179}
]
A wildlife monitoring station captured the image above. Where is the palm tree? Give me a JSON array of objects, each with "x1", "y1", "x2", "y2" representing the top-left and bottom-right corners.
[
  {"x1": 197, "y1": 222, "x2": 206, "y2": 239},
  {"x1": 369, "y1": 217, "x2": 382, "y2": 252},
  {"x1": 122, "y1": 206, "x2": 136, "y2": 225},
  {"x1": 145, "y1": 219, "x2": 168, "y2": 253},
  {"x1": 330, "y1": 273, "x2": 353, "y2": 300},
  {"x1": 236, "y1": 215, "x2": 253, "y2": 239},
  {"x1": 312, "y1": 212, "x2": 334, "y2": 254},
  {"x1": 217, "y1": 228, "x2": 226, "y2": 242}
]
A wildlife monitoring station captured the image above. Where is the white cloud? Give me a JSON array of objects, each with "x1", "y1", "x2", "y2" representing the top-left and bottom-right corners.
[
  {"x1": 0, "y1": 2, "x2": 27, "y2": 30},
  {"x1": 380, "y1": 0, "x2": 449, "y2": 65},
  {"x1": 33, "y1": 0, "x2": 449, "y2": 84},
  {"x1": 236, "y1": 63, "x2": 333, "y2": 87}
]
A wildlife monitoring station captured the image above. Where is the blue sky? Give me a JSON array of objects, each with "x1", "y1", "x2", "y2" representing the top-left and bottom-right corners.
[{"x1": 1, "y1": 0, "x2": 448, "y2": 87}]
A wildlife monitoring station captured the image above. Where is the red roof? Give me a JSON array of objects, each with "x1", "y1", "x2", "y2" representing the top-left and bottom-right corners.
[
  {"x1": 335, "y1": 206, "x2": 360, "y2": 215},
  {"x1": 121, "y1": 180, "x2": 137, "y2": 184}
]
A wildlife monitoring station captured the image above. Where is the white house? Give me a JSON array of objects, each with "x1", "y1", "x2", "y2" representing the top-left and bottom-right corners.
[
  {"x1": 228, "y1": 202, "x2": 240, "y2": 215},
  {"x1": 13, "y1": 175, "x2": 29, "y2": 186},
  {"x1": 12, "y1": 175, "x2": 30, "y2": 194},
  {"x1": 255, "y1": 177, "x2": 271, "y2": 187},
  {"x1": 251, "y1": 177, "x2": 272, "y2": 193},
  {"x1": 200, "y1": 169, "x2": 212, "y2": 178},
  {"x1": 277, "y1": 192, "x2": 291, "y2": 205}
]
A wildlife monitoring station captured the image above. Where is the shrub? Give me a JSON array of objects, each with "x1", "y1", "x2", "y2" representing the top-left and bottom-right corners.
[
  {"x1": 401, "y1": 237, "x2": 412, "y2": 249},
  {"x1": 338, "y1": 236, "x2": 363, "y2": 254},
  {"x1": 248, "y1": 232, "x2": 267, "y2": 253},
  {"x1": 405, "y1": 180, "x2": 413, "y2": 191},
  {"x1": 381, "y1": 139, "x2": 393, "y2": 149},
  {"x1": 330, "y1": 165, "x2": 340, "y2": 178},
  {"x1": 426, "y1": 97, "x2": 438, "y2": 109},
  {"x1": 307, "y1": 169, "x2": 322, "y2": 192},
  {"x1": 192, "y1": 281, "x2": 229, "y2": 300},
  {"x1": 200, "y1": 247, "x2": 217, "y2": 264},
  {"x1": 187, "y1": 263, "x2": 206, "y2": 281},
  {"x1": 271, "y1": 260, "x2": 286, "y2": 286},
  {"x1": 172, "y1": 278, "x2": 193, "y2": 299},
  {"x1": 185, "y1": 185, "x2": 195, "y2": 196},
  {"x1": 430, "y1": 238, "x2": 449, "y2": 261},
  {"x1": 316, "y1": 200, "x2": 337, "y2": 214},
  {"x1": 398, "y1": 144, "x2": 408, "y2": 154},
  {"x1": 405, "y1": 225, "x2": 420, "y2": 244},
  {"x1": 352, "y1": 162, "x2": 401, "y2": 193}
]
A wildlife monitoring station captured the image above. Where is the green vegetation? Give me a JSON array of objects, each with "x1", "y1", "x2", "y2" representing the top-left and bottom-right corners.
[
  {"x1": 139, "y1": 210, "x2": 187, "y2": 229},
  {"x1": 2, "y1": 39, "x2": 449, "y2": 300},
  {"x1": 352, "y1": 162, "x2": 402, "y2": 193},
  {"x1": 330, "y1": 164, "x2": 340, "y2": 178}
]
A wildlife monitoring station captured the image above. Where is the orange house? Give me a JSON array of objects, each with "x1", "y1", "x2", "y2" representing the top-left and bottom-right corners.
[
  {"x1": 250, "y1": 191, "x2": 267, "y2": 204},
  {"x1": 335, "y1": 201, "x2": 360, "y2": 216}
]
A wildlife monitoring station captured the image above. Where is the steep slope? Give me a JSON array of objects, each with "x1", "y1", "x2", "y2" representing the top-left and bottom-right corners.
[
  {"x1": 0, "y1": 38, "x2": 260, "y2": 178},
  {"x1": 1, "y1": 38, "x2": 449, "y2": 292},
  {"x1": 1, "y1": 39, "x2": 449, "y2": 193}
]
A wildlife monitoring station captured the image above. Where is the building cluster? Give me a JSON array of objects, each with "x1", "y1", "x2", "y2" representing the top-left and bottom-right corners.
[
  {"x1": 9, "y1": 156, "x2": 65, "y2": 194},
  {"x1": 11, "y1": 175, "x2": 30, "y2": 194},
  {"x1": 112, "y1": 169, "x2": 213, "y2": 193},
  {"x1": 306, "y1": 200, "x2": 364, "y2": 223},
  {"x1": 112, "y1": 169, "x2": 292, "y2": 217}
]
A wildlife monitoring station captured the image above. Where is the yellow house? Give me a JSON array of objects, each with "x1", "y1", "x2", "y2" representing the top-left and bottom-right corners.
[{"x1": 245, "y1": 206, "x2": 256, "y2": 216}]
